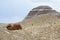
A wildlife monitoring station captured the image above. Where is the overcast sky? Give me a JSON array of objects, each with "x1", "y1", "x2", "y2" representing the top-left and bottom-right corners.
[{"x1": 0, "y1": 0, "x2": 60, "y2": 23}]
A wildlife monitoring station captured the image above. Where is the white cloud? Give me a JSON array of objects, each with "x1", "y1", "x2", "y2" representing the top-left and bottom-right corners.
[
  {"x1": 29, "y1": 0, "x2": 60, "y2": 3},
  {"x1": 20, "y1": 0, "x2": 60, "y2": 13},
  {"x1": 28, "y1": 0, "x2": 60, "y2": 12}
]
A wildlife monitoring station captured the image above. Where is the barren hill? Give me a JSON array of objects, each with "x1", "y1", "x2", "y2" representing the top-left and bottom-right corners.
[
  {"x1": 25, "y1": 6, "x2": 58, "y2": 19},
  {"x1": 0, "y1": 6, "x2": 60, "y2": 40}
]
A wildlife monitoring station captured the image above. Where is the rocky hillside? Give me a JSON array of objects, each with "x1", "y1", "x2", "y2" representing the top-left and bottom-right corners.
[
  {"x1": 0, "y1": 6, "x2": 60, "y2": 40},
  {"x1": 25, "y1": 6, "x2": 59, "y2": 19}
]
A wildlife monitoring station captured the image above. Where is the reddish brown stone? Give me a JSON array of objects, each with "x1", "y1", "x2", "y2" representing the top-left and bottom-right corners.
[{"x1": 7, "y1": 23, "x2": 22, "y2": 30}]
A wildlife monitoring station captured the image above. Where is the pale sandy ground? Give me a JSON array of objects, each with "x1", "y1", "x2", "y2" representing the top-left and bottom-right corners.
[{"x1": 0, "y1": 14, "x2": 60, "y2": 40}]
